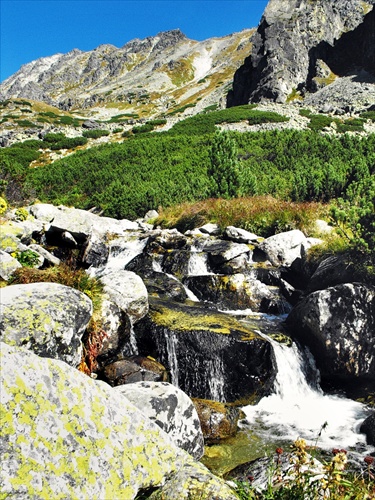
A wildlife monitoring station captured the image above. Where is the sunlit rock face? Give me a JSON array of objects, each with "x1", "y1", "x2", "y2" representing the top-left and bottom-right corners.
[
  {"x1": 228, "y1": 0, "x2": 375, "y2": 106},
  {"x1": 286, "y1": 283, "x2": 375, "y2": 391}
]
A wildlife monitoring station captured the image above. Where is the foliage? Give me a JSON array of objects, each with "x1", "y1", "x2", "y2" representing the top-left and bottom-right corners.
[
  {"x1": 49, "y1": 136, "x2": 88, "y2": 150},
  {"x1": 330, "y1": 176, "x2": 375, "y2": 272},
  {"x1": 132, "y1": 123, "x2": 155, "y2": 134},
  {"x1": 360, "y1": 111, "x2": 375, "y2": 121},
  {"x1": 11, "y1": 249, "x2": 40, "y2": 268},
  {"x1": 232, "y1": 441, "x2": 375, "y2": 500},
  {"x1": 82, "y1": 129, "x2": 110, "y2": 139},
  {"x1": 208, "y1": 130, "x2": 240, "y2": 198},
  {"x1": 14, "y1": 207, "x2": 29, "y2": 221}
]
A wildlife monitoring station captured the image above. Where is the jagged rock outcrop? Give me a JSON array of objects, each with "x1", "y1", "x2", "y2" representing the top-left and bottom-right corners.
[{"x1": 228, "y1": 0, "x2": 375, "y2": 106}]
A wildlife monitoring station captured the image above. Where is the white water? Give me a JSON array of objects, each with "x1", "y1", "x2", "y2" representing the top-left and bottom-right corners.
[
  {"x1": 208, "y1": 356, "x2": 225, "y2": 402},
  {"x1": 242, "y1": 334, "x2": 373, "y2": 453},
  {"x1": 187, "y1": 247, "x2": 212, "y2": 276},
  {"x1": 165, "y1": 330, "x2": 179, "y2": 387},
  {"x1": 128, "y1": 320, "x2": 138, "y2": 356}
]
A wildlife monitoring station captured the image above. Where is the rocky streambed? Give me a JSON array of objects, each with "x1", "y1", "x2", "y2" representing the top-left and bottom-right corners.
[{"x1": 1, "y1": 203, "x2": 374, "y2": 497}]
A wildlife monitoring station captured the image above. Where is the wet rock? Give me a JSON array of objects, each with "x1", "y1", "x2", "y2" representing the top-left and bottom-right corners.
[
  {"x1": 307, "y1": 255, "x2": 358, "y2": 293},
  {"x1": 115, "y1": 381, "x2": 204, "y2": 459},
  {"x1": 135, "y1": 296, "x2": 277, "y2": 403},
  {"x1": 286, "y1": 283, "x2": 375, "y2": 389},
  {"x1": 102, "y1": 359, "x2": 163, "y2": 385},
  {"x1": 143, "y1": 271, "x2": 188, "y2": 302},
  {"x1": 0, "y1": 282, "x2": 92, "y2": 366},
  {"x1": 360, "y1": 412, "x2": 375, "y2": 446},
  {"x1": 184, "y1": 274, "x2": 289, "y2": 314},
  {"x1": 203, "y1": 240, "x2": 251, "y2": 270},
  {"x1": 81, "y1": 231, "x2": 109, "y2": 268},
  {"x1": 193, "y1": 398, "x2": 241, "y2": 443}
]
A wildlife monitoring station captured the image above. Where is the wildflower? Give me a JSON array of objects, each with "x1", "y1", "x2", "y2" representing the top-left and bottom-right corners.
[
  {"x1": 364, "y1": 456, "x2": 374, "y2": 465},
  {"x1": 332, "y1": 452, "x2": 347, "y2": 471},
  {"x1": 294, "y1": 438, "x2": 307, "y2": 450},
  {"x1": 247, "y1": 475, "x2": 254, "y2": 482},
  {"x1": 275, "y1": 447, "x2": 283, "y2": 455}
]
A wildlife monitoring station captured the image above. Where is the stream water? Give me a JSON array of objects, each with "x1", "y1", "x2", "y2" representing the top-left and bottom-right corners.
[{"x1": 240, "y1": 330, "x2": 374, "y2": 459}]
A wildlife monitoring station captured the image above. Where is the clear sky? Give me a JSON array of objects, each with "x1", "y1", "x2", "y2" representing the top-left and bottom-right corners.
[{"x1": 0, "y1": 0, "x2": 268, "y2": 82}]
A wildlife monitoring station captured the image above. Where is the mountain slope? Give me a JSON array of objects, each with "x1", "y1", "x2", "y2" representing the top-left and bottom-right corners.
[{"x1": 0, "y1": 29, "x2": 254, "y2": 120}]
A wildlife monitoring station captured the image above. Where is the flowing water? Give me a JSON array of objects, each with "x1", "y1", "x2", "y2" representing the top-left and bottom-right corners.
[{"x1": 241, "y1": 333, "x2": 374, "y2": 456}]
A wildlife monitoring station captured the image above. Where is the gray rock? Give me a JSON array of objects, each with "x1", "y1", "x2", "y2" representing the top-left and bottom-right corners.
[
  {"x1": 286, "y1": 283, "x2": 375, "y2": 387},
  {"x1": 0, "y1": 342, "x2": 237, "y2": 499},
  {"x1": 224, "y1": 225, "x2": 260, "y2": 243},
  {"x1": 28, "y1": 243, "x2": 61, "y2": 266},
  {"x1": 199, "y1": 223, "x2": 221, "y2": 235},
  {"x1": 0, "y1": 250, "x2": 22, "y2": 280},
  {"x1": 229, "y1": 0, "x2": 375, "y2": 106},
  {"x1": 100, "y1": 270, "x2": 149, "y2": 324},
  {"x1": 115, "y1": 381, "x2": 205, "y2": 459},
  {"x1": 0, "y1": 282, "x2": 92, "y2": 366},
  {"x1": 258, "y1": 230, "x2": 306, "y2": 267}
]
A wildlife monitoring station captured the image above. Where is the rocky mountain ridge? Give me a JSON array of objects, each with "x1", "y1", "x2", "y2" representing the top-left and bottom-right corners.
[
  {"x1": 228, "y1": 0, "x2": 375, "y2": 107},
  {"x1": 0, "y1": 29, "x2": 254, "y2": 119}
]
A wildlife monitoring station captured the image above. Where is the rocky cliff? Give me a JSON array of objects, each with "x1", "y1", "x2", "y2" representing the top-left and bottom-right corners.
[
  {"x1": 0, "y1": 29, "x2": 254, "y2": 118},
  {"x1": 228, "y1": 0, "x2": 375, "y2": 106}
]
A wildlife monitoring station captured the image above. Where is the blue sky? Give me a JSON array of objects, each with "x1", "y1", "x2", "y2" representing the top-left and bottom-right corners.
[{"x1": 0, "y1": 0, "x2": 268, "y2": 82}]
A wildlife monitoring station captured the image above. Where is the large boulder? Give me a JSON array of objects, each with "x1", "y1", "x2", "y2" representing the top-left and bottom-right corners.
[
  {"x1": 100, "y1": 270, "x2": 149, "y2": 324},
  {"x1": 114, "y1": 381, "x2": 205, "y2": 459},
  {"x1": 258, "y1": 230, "x2": 306, "y2": 268},
  {"x1": 135, "y1": 296, "x2": 277, "y2": 404},
  {"x1": 360, "y1": 412, "x2": 375, "y2": 446},
  {"x1": 286, "y1": 283, "x2": 375, "y2": 389},
  {"x1": 0, "y1": 250, "x2": 22, "y2": 280},
  {"x1": 0, "y1": 343, "x2": 238, "y2": 500},
  {"x1": 0, "y1": 282, "x2": 92, "y2": 366}
]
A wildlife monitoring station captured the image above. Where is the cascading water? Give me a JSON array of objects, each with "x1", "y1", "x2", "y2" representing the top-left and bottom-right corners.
[
  {"x1": 242, "y1": 333, "x2": 374, "y2": 455},
  {"x1": 207, "y1": 355, "x2": 225, "y2": 402},
  {"x1": 164, "y1": 329, "x2": 179, "y2": 387},
  {"x1": 187, "y1": 246, "x2": 212, "y2": 276},
  {"x1": 128, "y1": 320, "x2": 138, "y2": 356}
]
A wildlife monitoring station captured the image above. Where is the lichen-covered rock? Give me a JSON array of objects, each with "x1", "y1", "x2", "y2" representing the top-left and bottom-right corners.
[
  {"x1": 286, "y1": 283, "x2": 375, "y2": 389},
  {"x1": 224, "y1": 226, "x2": 260, "y2": 244},
  {"x1": 115, "y1": 381, "x2": 205, "y2": 459},
  {"x1": 0, "y1": 282, "x2": 92, "y2": 366},
  {"x1": 100, "y1": 270, "x2": 149, "y2": 324},
  {"x1": 193, "y1": 398, "x2": 241, "y2": 443},
  {"x1": 0, "y1": 342, "x2": 237, "y2": 499}
]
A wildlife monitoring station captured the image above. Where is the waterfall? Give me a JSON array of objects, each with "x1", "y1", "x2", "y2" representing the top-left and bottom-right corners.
[
  {"x1": 128, "y1": 320, "x2": 138, "y2": 356},
  {"x1": 187, "y1": 246, "x2": 212, "y2": 276},
  {"x1": 164, "y1": 330, "x2": 179, "y2": 387},
  {"x1": 208, "y1": 356, "x2": 225, "y2": 402},
  {"x1": 242, "y1": 334, "x2": 373, "y2": 454}
]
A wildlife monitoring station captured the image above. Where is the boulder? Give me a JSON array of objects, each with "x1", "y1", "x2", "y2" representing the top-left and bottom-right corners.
[
  {"x1": 100, "y1": 270, "x2": 149, "y2": 324},
  {"x1": 0, "y1": 250, "x2": 22, "y2": 280},
  {"x1": 184, "y1": 274, "x2": 289, "y2": 314},
  {"x1": 81, "y1": 231, "x2": 109, "y2": 268},
  {"x1": 0, "y1": 282, "x2": 92, "y2": 366},
  {"x1": 286, "y1": 283, "x2": 375, "y2": 388},
  {"x1": 193, "y1": 398, "x2": 241, "y2": 443},
  {"x1": 202, "y1": 240, "x2": 251, "y2": 269},
  {"x1": 135, "y1": 296, "x2": 276, "y2": 403},
  {"x1": 115, "y1": 381, "x2": 204, "y2": 459},
  {"x1": 102, "y1": 359, "x2": 164, "y2": 385},
  {"x1": 0, "y1": 343, "x2": 237, "y2": 499},
  {"x1": 224, "y1": 226, "x2": 260, "y2": 243},
  {"x1": 360, "y1": 412, "x2": 375, "y2": 446},
  {"x1": 258, "y1": 230, "x2": 307, "y2": 267},
  {"x1": 307, "y1": 255, "x2": 359, "y2": 293}
]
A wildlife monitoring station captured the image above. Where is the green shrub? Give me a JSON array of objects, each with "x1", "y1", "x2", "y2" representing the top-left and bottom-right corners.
[
  {"x1": 307, "y1": 114, "x2": 333, "y2": 131},
  {"x1": 82, "y1": 129, "x2": 110, "y2": 139},
  {"x1": 208, "y1": 130, "x2": 240, "y2": 198},
  {"x1": 132, "y1": 123, "x2": 154, "y2": 134},
  {"x1": 14, "y1": 207, "x2": 29, "y2": 221},
  {"x1": 50, "y1": 136, "x2": 88, "y2": 150},
  {"x1": 43, "y1": 133, "x2": 66, "y2": 144},
  {"x1": 12, "y1": 249, "x2": 40, "y2": 268},
  {"x1": 335, "y1": 118, "x2": 365, "y2": 133}
]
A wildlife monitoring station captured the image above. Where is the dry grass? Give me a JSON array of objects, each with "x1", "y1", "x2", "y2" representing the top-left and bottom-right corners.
[{"x1": 157, "y1": 196, "x2": 327, "y2": 237}]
